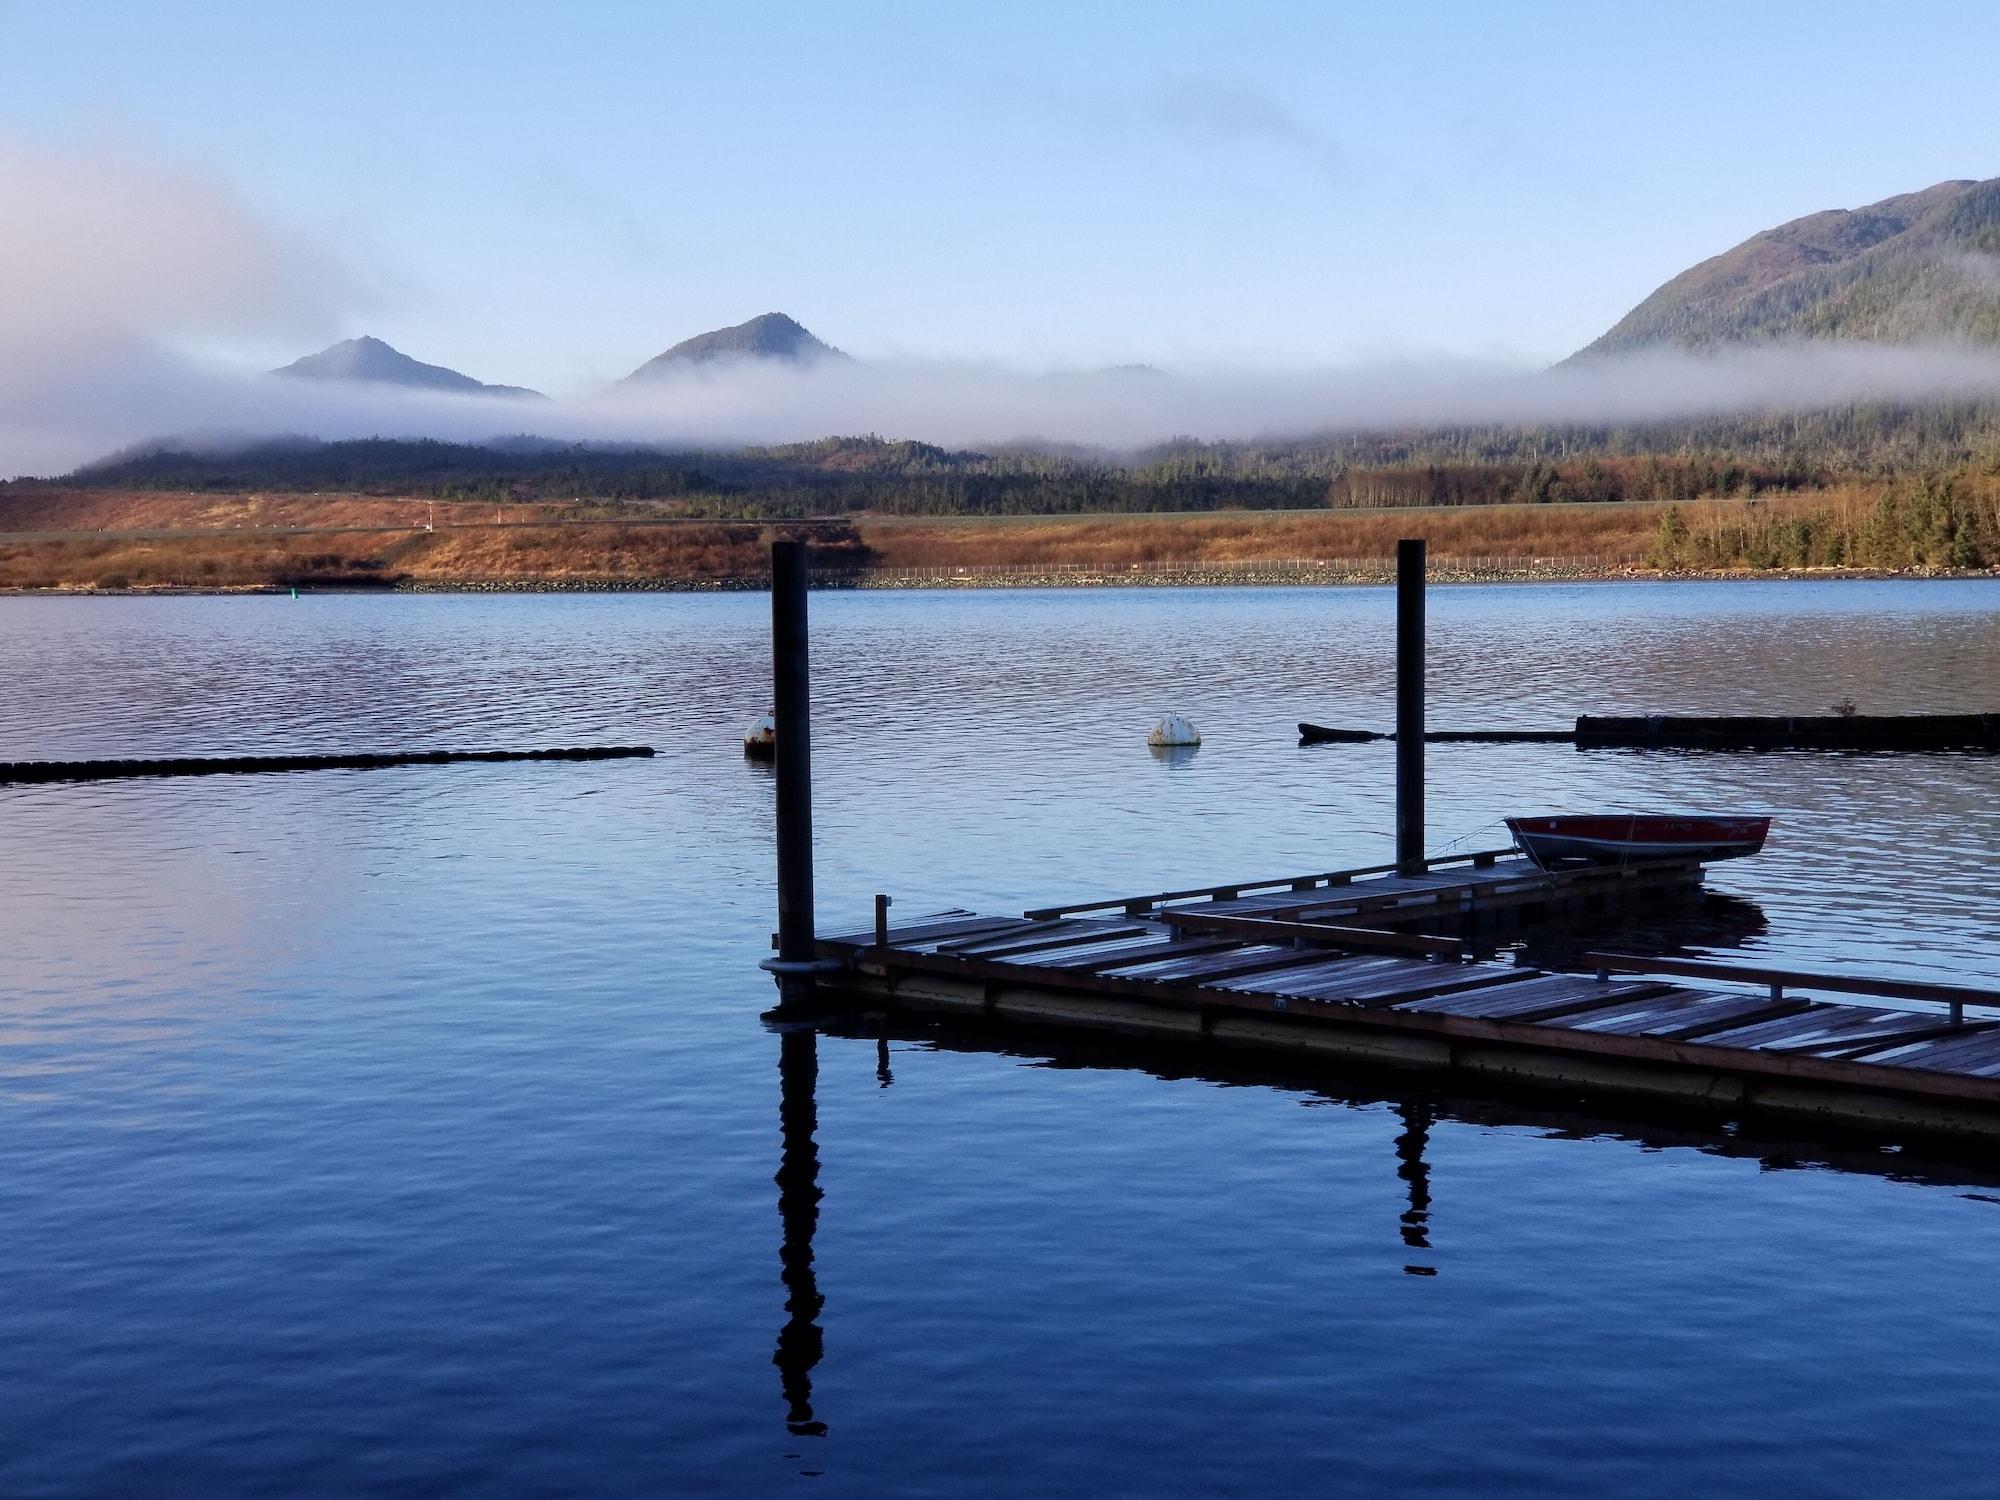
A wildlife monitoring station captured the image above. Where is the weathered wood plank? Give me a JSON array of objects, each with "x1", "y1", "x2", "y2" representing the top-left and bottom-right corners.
[
  {"x1": 1215, "y1": 955, "x2": 1457, "y2": 1001},
  {"x1": 1161, "y1": 909, "x2": 1462, "y2": 957},
  {"x1": 1395, "y1": 974, "x2": 1672, "y2": 1022},
  {"x1": 1048, "y1": 937, "x2": 1243, "y2": 973},
  {"x1": 1335, "y1": 966, "x2": 1529, "y2": 1007},
  {"x1": 941, "y1": 920, "x2": 1149, "y2": 960},
  {"x1": 995, "y1": 931, "x2": 1189, "y2": 969},
  {"x1": 1206, "y1": 955, "x2": 1411, "y2": 998},
  {"x1": 1865, "y1": 1027, "x2": 2000, "y2": 1075},
  {"x1": 819, "y1": 912, "x2": 1008, "y2": 947},
  {"x1": 1547, "y1": 990, "x2": 1804, "y2": 1040},
  {"x1": 1701, "y1": 1006, "x2": 1951, "y2": 1056},
  {"x1": 1112, "y1": 944, "x2": 1295, "y2": 983}
]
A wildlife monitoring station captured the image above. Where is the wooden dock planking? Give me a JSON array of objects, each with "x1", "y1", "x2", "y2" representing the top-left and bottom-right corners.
[
  {"x1": 817, "y1": 912, "x2": 1024, "y2": 949},
  {"x1": 1034, "y1": 851, "x2": 1708, "y2": 939},
  {"x1": 807, "y1": 853, "x2": 2000, "y2": 1139},
  {"x1": 1867, "y1": 1030, "x2": 2000, "y2": 1077},
  {"x1": 939, "y1": 919, "x2": 1151, "y2": 960},
  {"x1": 814, "y1": 902, "x2": 2000, "y2": 1138},
  {"x1": 1697, "y1": 1006, "x2": 1958, "y2": 1057},
  {"x1": 988, "y1": 929, "x2": 1183, "y2": 968},
  {"x1": 1121, "y1": 945, "x2": 1315, "y2": 984},
  {"x1": 1065, "y1": 937, "x2": 1246, "y2": 974},
  {"x1": 1219, "y1": 955, "x2": 1515, "y2": 1007},
  {"x1": 1538, "y1": 988, "x2": 1805, "y2": 1041},
  {"x1": 1393, "y1": 974, "x2": 1677, "y2": 1022},
  {"x1": 1211, "y1": 954, "x2": 1435, "y2": 998}
]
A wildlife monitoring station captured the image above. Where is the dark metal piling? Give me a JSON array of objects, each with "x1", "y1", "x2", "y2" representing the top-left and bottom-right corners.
[
  {"x1": 766, "y1": 539, "x2": 823, "y2": 1006},
  {"x1": 1395, "y1": 538, "x2": 1426, "y2": 874}
]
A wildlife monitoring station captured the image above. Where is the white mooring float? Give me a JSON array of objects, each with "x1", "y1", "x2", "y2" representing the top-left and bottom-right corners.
[
  {"x1": 743, "y1": 713, "x2": 777, "y2": 759},
  {"x1": 1146, "y1": 713, "x2": 1202, "y2": 748}
]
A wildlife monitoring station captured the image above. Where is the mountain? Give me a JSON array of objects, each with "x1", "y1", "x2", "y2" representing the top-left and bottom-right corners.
[
  {"x1": 1572, "y1": 178, "x2": 2000, "y2": 359},
  {"x1": 273, "y1": 336, "x2": 543, "y2": 398},
  {"x1": 619, "y1": 313, "x2": 847, "y2": 382}
]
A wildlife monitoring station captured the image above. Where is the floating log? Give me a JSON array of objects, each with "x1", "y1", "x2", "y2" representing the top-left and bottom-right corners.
[
  {"x1": 1299, "y1": 713, "x2": 2000, "y2": 751},
  {"x1": 1299, "y1": 723, "x2": 1576, "y2": 744},
  {"x1": 1575, "y1": 713, "x2": 2000, "y2": 750},
  {"x1": 0, "y1": 745, "x2": 656, "y2": 785}
]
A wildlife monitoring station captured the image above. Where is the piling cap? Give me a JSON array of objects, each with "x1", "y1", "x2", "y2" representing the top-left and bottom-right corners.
[{"x1": 1147, "y1": 713, "x2": 1202, "y2": 747}]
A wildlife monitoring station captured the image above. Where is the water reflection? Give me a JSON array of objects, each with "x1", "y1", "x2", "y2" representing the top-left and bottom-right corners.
[
  {"x1": 839, "y1": 1019, "x2": 2000, "y2": 1195},
  {"x1": 1511, "y1": 892, "x2": 1771, "y2": 970},
  {"x1": 1392, "y1": 1099, "x2": 1435, "y2": 1277},
  {"x1": 773, "y1": 1025, "x2": 827, "y2": 1439}
]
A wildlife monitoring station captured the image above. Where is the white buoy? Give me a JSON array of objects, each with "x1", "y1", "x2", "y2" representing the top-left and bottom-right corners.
[
  {"x1": 744, "y1": 712, "x2": 777, "y2": 759},
  {"x1": 1147, "y1": 713, "x2": 1202, "y2": 747}
]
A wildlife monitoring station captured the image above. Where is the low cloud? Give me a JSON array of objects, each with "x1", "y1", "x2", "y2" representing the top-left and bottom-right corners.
[
  {"x1": 0, "y1": 136, "x2": 350, "y2": 361},
  {"x1": 15, "y1": 341, "x2": 2000, "y2": 480}
]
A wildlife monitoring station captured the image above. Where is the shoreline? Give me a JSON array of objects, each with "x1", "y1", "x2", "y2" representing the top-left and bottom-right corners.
[{"x1": 2, "y1": 563, "x2": 1994, "y2": 598}]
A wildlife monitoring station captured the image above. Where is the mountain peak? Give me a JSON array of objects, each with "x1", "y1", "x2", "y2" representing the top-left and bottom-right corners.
[
  {"x1": 272, "y1": 337, "x2": 542, "y2": 398},
  {"x1": 620, "y1": 313, "x2": 848, "y2": 383},
  {"x1": 1571, "y1": 177, "x2": 2000, "y2": 360}
]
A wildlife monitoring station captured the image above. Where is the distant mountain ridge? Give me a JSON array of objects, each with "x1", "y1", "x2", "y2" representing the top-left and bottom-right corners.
[
  {"x1": 619, "y1": 313, "x2": 847, "y2": 383},
  {"x1": 1572, "y1": 178, "x2": 2000, "y2": 359},
  {"x1": 273, "y1": 336, "x2": 544, "y2": 398}
]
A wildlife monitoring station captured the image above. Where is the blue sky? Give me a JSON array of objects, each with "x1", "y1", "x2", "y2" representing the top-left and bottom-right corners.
[{"x1": 3, "y1": 1, "x2": 1997, "y2": 393}]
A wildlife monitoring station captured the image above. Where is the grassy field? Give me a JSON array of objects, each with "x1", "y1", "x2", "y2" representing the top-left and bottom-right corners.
[{"x1": 0, "y1": 485, "x2": 1990, "y2": 590}]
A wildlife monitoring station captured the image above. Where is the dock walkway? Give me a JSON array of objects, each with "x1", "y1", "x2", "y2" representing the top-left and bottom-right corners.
[
  {"x1": 1021, "y1": 847, "x2": 1705, "y2": 931},
  {"x1": 812, "y1": 855, "x2": 2000, "y2": 1140}
]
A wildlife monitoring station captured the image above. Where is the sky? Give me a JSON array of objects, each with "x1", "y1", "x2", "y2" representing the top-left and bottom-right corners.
[{"x1": 5, "y1": 0, "x2": 1998, "y2": 397}]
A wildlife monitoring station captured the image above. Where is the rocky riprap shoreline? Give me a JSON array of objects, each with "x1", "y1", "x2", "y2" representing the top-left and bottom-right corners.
[{"x1": 13, "y1": 562, "x2": 1991, "y2": 597}]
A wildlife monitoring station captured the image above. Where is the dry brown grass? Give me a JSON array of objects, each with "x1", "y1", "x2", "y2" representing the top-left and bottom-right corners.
[
  {"x1": 0, "y1": 487, "x2": 573, "y2": 534},
  {"x1": 0, "y1": 534, "x2": 403, "y2": 589},
  {"x1": 0, "y1": 518, "x2": 868, "y2": 589},
  {"x1": 851, "y1": 497, "x2": 1845, "y2": 568},
  {"x1": 0, "y1": 488, "x2": 1934, "y2": 590}
]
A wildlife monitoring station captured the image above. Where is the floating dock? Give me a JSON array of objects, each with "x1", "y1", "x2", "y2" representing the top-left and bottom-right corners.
[
  {"x1": 803, "y1": 851, "x2": 2000, "y2": 1142},
  {"x1": 1018, "y1": 846, "x2": 1704, "y2": 931},
  {"x1": 753, "y1": 535, "x2": 2000, "y2": 1145}
]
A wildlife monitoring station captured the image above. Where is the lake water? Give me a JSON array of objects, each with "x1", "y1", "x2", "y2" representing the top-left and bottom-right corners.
[{"x1": 2, "y1": 579, "x2": 1997, "y2": 1497}]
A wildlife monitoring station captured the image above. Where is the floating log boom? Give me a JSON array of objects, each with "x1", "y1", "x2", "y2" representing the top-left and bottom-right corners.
[
  {"x1": 1298, "y1": 713, "x2": 1999, "y2": 751},
  {"x1": 0, "y1": 745, "x2": 655, "y2": 785},
  {"x1": 1575, "y1": 713, "x2": 2000, "y2": 750}
]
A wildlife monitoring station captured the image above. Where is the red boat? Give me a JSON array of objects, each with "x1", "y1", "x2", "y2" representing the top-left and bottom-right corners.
[{"x1": 1504, "y1": 813, "x2": 1771, "y2": 870}]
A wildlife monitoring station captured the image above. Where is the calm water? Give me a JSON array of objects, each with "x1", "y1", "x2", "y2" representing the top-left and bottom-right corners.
[{"x1": 1, "y1": 580, "x2": 1997, "y2": 1497}]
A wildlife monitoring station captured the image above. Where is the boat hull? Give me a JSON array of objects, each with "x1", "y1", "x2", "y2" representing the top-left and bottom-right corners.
[{"x1": 1505, "y1": 814, "x2": 1770, "y2": 870}]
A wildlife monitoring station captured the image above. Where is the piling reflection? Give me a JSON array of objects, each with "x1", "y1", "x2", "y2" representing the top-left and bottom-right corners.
[
  {"x1": 774, "y1": 1026, "x2": 827, "y2": 1438},
  {"x1": 1392, "y1": 1099, "x2": 1436, "y2": 1276}
]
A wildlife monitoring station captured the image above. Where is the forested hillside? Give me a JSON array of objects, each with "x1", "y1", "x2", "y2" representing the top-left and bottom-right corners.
[
  {"x1": 1574, "y1": 178, "x2": 2000, "y2": 356},
  {"x1": 32, "y1": 399, "x2": 2000, "y2": 520}
]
